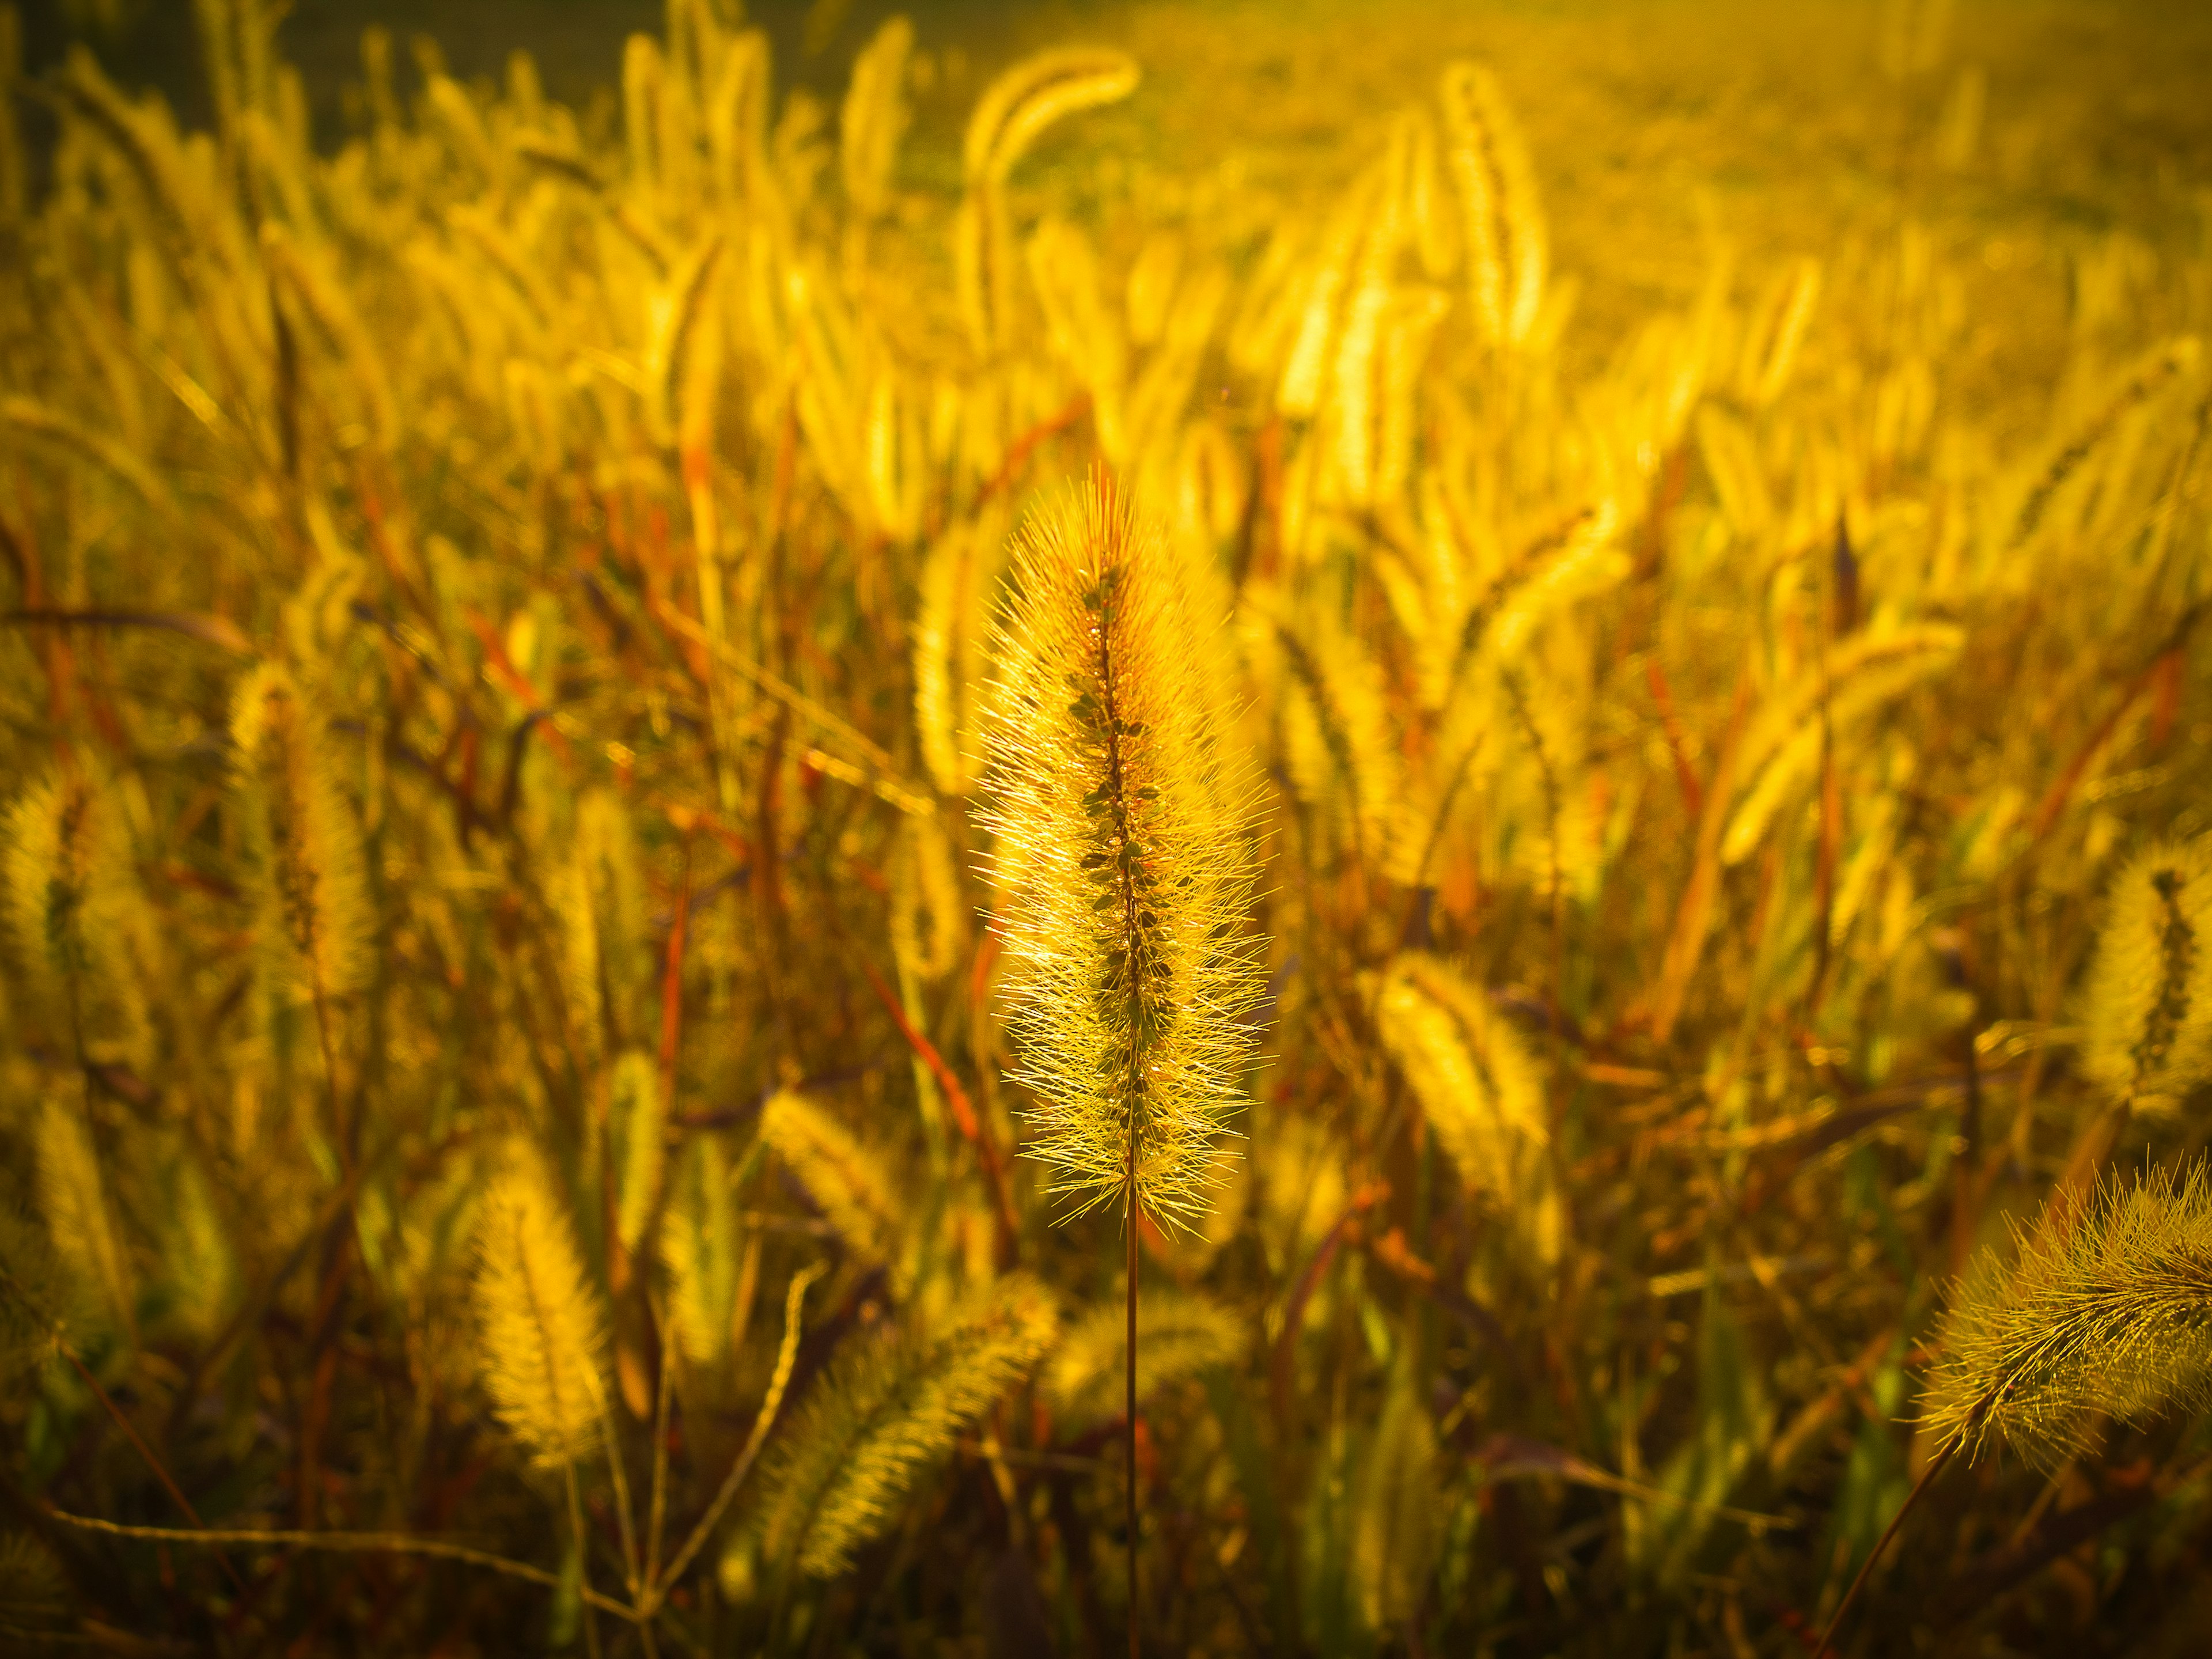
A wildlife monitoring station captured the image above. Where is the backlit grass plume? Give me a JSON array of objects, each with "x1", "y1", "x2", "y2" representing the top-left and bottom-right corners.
[
  {"x1": 1921, "y1": 1161, "x2": 2212, "y2": 1468},
  {"x1": 1370, "y1": 952, "x2": 1559, "y2": 1271},
  {"x1": 660, "y1": 1134, "x2": 742, "y2": 1372},
  {"x1": 1, "y1": 766, "x2": 150, "y2": 1068},
  {"x1": 229, "y1": 664, "x2": 370, "y2": 1012},
  {"x1": 1351, "y1": 1360, "x2": 1441, "y2": 1633},
  {"x1": 759, "y1": 1088, "x2": 902, "y2": 1273},
  {"x1": 33, "y1": 1096, "x2": 134, "y2": 1349},
  {"x1": 979, "y1": 470, "x2": 1262, "y2": 1226},
  {"x1": 1046, "y1": 1285, "x2": 1244, "y2": 1427},
  {"x1": 2081, "y1": 835, "x2": 2212, "y2": 1113},
  {"x1": 0, "y1": 1200, "x2": 88, "y2": 1386},
  {"x1": 751, "y1": 1274, "x2": 1058, "y2": 1579},
  {"x1": 472, "y1": 1149, "x2": 612, "y2": 1469}
]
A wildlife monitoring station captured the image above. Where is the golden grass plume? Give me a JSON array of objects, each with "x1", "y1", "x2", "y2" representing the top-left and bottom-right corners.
[
  {"x1": 979, "y1": 472, "x2": 1262, "y2": 1225},
  {"x1": 472, "y1": 1147, "x2": 611, "y2": 1469},
  {"x1": 751, "y1": 1273, "x2": 1058, "y2": 1578},
  {"x1": 1921, "y1": 1161, "x2": 2212, "y2": 1468}
]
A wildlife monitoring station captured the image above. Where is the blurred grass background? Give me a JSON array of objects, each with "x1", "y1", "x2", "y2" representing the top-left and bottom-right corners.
[{"x1": 17, "y1": 0, "x2": 2212, "y2": 404}]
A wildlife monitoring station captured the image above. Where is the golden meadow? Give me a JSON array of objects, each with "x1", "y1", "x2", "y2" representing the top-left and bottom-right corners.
[{"x1": 2, "y1": 0, "x2": 2210, "y2": 1652}]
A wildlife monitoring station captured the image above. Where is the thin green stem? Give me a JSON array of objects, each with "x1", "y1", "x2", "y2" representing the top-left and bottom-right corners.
[
  {"x1": 1813, "y1": 1435, "x2": 1960, "y2": 1658},
  {"x1": 1127, "y1": 1170, "x2": 1140, "y2": 1659},
  {"x1": 43, "y1": 1508, "x2": 640, "y2": 1619},
  {"x1": 649, "y1": 1260, "x2": 824, "y2": 1607},
  {"x1": 566, "y1": 1461, "x2": 605, "y2": 1659}
]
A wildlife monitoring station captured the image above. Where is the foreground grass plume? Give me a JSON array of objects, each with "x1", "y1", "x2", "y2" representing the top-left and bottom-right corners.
[
  {"x1": 1922, "y1": 1161, "x2": 2212, "y2": 1467},
  {"x1": 1370, "y1": 951, "x2": 1559, "y2": 1270},
  {"x1": 32, "y1": 1096, "x2": 135, "y2": 1349},
  {"x1": 980, "y1": 471, "x2": 1262, "y2": 1226},
  {"x1": 982, "y1": 470, "x2": 1260, "y2": 1659}
]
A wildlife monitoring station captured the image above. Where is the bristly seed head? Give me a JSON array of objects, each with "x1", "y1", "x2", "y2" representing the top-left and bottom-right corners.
[{"x1": 978, "y1": 469, "x2": 1262, "y2": 1226}]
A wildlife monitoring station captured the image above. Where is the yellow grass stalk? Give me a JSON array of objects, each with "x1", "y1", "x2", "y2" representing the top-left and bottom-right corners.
[
  {"x1": 1277, "y1": 165, "x2": 1381, "y2": 419},
  {"x1": 1028, "y1": 216, "x2": 1128, "y2": 454},
  {"x1": 153, "y1": 1148, "x2": 236, "y2": 1343},
  {"x1": 1122, "y1": 259, "x2": 1227, "y2": 467},
  {"x1": 229, "y1": 664, "x2": 371, "y2": 1012},
  {"x1": 1126, "y1": 232, "x2": 1182, "y2": 349},
  {"x1": 609, "y1": 1050, "x2": 666, "y2": 1256},
  {"x1": 2, "y1": 767, "x2": 150, "y2": 1068},
  {"x1": 980, "y1": 472, "x2": 1262, "y2": 1225},
  {"x1": 751, "y1": 1274, "x2": 1058, "y2": 1579},
  {"x1": 1719, "y1": 623, "x2": 1963, "y2": 866},
  {"x1": 1740, "y1": 255, "x2": 1823, "y2": 408},
  {"x1": 33, "y1": 1097, "x2": 135, "y2": 1349},
  {"x1": 962, "y1": 47, "x2": 1141, "y2": 191},
  {"x1": 472, "y1": 1150, "x2": 612, "y2": 1469},
  {"x1": 259, "y1": 222, "x2": 399, "y2": 450},
  {"x1": 839, "y1": 17, "x2": 913, "y2": 222},
  {"x1": 1350, "y1": 1360, "x2": 1440, "y2": 1633},
  {"x1": 2081, "y1": 836, "x2": 2212, "y2": 1113},
  {"x1": 555, "y1": 790, "x2": 652, "y2": 1065},
  {"x1": 956, "y1": 47, "x2": 1139, "y2": 353},
  {"x1": 0, "y1": 1200, "x2": 86, "y2": 1384},
  {"x1": 889, "y1": 814, "x2": 965, "y2": 984},
  {"x1": 1244, "y1": 587, "x2": 1403, "y2": 874},
  {"x1": 981, "y1": 472, "x2": 1259, "y2": 1658},
  {"x1": 912, "y1": 507, "x2": 1006, "y2": 797},
  {"x1": 0, "y1": 396, "x2": 179, "y2": 525},
  {"x1": 652, "y1": 232, "x2": 726, "y2": 444},
  {"x1": 1371, "y1": 952, "x2": 1558, "y2": 1271},
  {"x1": 2010, "y1": 336, "x2": 2200, "y2": 548},
  {"x1": 759, "y1": 1089, "x2": 902, "y2": 1272},
  {"x1": 1439, "y1": 60, "x2": 1547, "y2": 350},
  {"x1": 659, "y1": 1135, "x2": 740, "y2": 1370},
  {"x1": 1922, "y1": 1161, "x2": 2212, "y2": 1468}
]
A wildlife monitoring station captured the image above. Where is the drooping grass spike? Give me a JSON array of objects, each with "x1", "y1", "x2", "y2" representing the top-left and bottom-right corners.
[
  {"x1": 748, "y1": 1274, "x2": 1058, "y2": 1580},
  {"x1": 1921, "y1": 1160, "x2": 2212, "y2": 1469}
]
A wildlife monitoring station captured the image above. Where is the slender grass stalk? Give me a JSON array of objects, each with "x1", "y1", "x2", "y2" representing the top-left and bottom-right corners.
[{"x1": 980, "y1": 470, "x2": 1262, "y2": 1654}]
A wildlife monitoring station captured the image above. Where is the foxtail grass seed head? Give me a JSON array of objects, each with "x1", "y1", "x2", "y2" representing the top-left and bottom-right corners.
[
  {"x1": 759, "y1": 1088, "x2": 903, "y2": 1272},
  {"x1": 1, "y1": 766, "x2": 150, "y2": 1067},
  {"x1": 660, "y1": 1134, "x2": 740, "y2": 1371},
  {"x1": 229, "y1": 663, "x2": 370, "y2": 1008},
  {"x1": 1922, "y1": 1162, "x2": 2212, "y2": 1469},
  {"x1": 32, "y1": 1095, "x2": 135, "y2": 1347},
  {"x1": 751, "y1": 1273, "x2": 1059, "y2": 1579},
  {"x1": 979, "y1": 471, "x2": 1263, "y2": 1226},
  {"x1": 2082, "y1": 836, "x2": 2212, "y2": 1112},
  {"x1": 472, "y1": 1149, "x2": 611, "y2": 1469}
]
